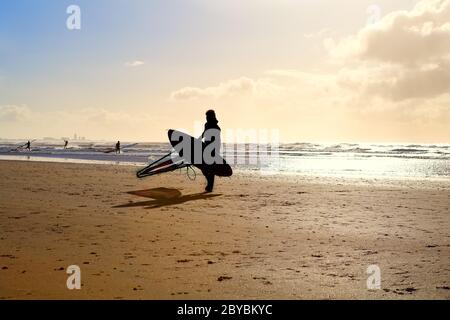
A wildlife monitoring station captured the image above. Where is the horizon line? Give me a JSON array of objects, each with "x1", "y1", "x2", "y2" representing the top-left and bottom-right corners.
[{"x1": 0, "y1": 137, "x2": 449, "y2": 146}]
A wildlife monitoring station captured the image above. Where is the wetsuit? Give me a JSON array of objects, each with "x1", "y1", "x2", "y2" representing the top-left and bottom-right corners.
[{"x1": 202, "y1": 121, "x2": 221, "y2": 192}]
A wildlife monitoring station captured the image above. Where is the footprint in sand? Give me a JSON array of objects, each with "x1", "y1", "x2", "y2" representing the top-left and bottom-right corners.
[
  {"x1": 177, "y1": 259, "x2": 192, "y2": 263},
  {"x1": 218, "y1": 276, "x2": 232, "y2": 281},
  {"x1": 436, "y1": 286, "x2": 450, "y2": 290}
]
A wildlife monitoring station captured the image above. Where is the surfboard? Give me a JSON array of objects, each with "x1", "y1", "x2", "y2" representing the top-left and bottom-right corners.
[
  {"x1": 136, "y1": 130, "x2": 232, "y2": 179},
  {"x1": 168, "y1": 129, "x2": 232, "y2": 177}
]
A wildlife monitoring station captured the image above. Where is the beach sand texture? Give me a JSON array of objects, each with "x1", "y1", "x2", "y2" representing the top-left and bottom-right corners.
[{"x1": 0, "y1": 160, "x2": 449, "y2": 299}]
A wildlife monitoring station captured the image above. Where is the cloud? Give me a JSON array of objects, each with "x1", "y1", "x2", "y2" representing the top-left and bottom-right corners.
[
  {"x1": 125, "y1": 60, "x2": 145, "y2": 67},
  {"x1": 172, "y1": 0, "x2": 450, "y2": 106},
  {"x1": 172, "y1": 0, "x2": 450, "y2": 104},
  {"x1": 324, "y1": 0, "x2": 450, "y2": 102},
  {"x1": 367, "y1": 63, "x2": 450, "y2": 101},
  {"x1": 0, "y1": 105, "x2": 161, "y2": 140},
  {"x1": 79, "y1": 108, "x2": 152, "y2": 126},
  {"x1": 165, "y1": 0, "x2": 450, "y2": 142},
  {"x1": 303, "y1": 28, "x2": 335, "y2": 40},
  {"x1": 171, "y1": 77, "x2": 260, "y2": 100},
  {"x1": 326, "y1": 0, "x2": 450, "y2": 64},
  {"x1": 0, "y1": 105, "x2": 32, "y2": 122}
]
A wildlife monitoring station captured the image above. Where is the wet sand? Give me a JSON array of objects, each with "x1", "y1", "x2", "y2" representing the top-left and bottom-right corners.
[{"x1": 0, "y1": 160, "x2": 449, "y2": 299}]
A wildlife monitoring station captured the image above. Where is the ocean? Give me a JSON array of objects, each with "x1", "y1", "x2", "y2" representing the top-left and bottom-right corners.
[{"x1": 0, "y1": 139, "x2": 448, "y2": 180}]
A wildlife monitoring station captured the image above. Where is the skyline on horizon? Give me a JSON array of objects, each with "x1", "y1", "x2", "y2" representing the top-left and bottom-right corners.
[{"x1": 1, "y1": 0, "x2": 449, "y2": 144}]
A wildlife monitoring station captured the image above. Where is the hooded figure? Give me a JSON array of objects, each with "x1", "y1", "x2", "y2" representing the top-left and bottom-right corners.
[{"x1": 200, "y1": 109, "x2": 221, "y2": 192}]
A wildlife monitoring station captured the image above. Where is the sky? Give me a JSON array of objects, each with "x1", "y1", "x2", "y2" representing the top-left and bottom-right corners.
[{"x1": 0, "y1": 0, "x2": 449, "y2": 143}]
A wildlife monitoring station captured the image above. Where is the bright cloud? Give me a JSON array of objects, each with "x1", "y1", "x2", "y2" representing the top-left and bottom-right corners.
[
  {"x1": 325, "y1": 0, "x2": 450, "y2": 102},
  {"x1": 125, "y1": 60, "x2": 145, "y2": 67},
  {"x1": 326, "y1": 0, "x2": 450, "y2": 64},
  {"x1": 0, "y1": 105, "x2": 32, "y2": 122},
  {"x1": 167, "y1": 0, "x2": 450, "y2": 142},
  {"x1": 170, "y1": 77, "x2": 282, "y2": 100},
  {"x1": 172, "y1": 0, "x2": 450, "y2": 104}
]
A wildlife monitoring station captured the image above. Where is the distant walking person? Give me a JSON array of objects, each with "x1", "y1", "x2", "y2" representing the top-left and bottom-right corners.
[
  {"x1": 26, "y1": 140, "x2": 31, "y2": 151},
  {"x1": 64, "y1": 140, "x2": 69, "y2": 149},
  {"x1": 115, "y1": 141, "x2": 121, "y2": 154},
  {"x1": 200, "y1": 109, "x2": 221, "y2": 192}
]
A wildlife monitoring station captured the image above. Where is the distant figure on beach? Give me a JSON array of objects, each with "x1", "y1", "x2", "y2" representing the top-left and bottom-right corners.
[
  {"x1": 200, "y1": 109, "x2": 221, "y2": 193},
  {"x1": 64, "y1": 140, "x2": 69, "y2": 149},
  {"x1": 116, "y1": 141, "x2": 121, "y2": 154},
  {"x1": 26, "y1": 140, "x2": 31, "y2": 151}
]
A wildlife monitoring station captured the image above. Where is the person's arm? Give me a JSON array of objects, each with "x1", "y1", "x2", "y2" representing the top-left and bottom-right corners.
[{"x1": 198, "y1": 124, "x2": 207, "y2": 140}]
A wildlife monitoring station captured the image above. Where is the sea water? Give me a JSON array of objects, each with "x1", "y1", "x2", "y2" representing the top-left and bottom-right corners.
[{"x1": 0, "y1": 140, "x2": 448, "y2": 180}]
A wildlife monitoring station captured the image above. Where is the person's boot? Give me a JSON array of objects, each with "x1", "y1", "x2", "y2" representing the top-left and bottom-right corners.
[{"x1": 205, "y1": 175, "x2": 214, "y2": 192}]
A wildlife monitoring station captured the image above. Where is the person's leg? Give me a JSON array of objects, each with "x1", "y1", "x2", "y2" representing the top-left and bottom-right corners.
[
  {"x1": 208, "y1": 174, "x2": 215, "y2": 191},
  {"x1": 204, "y1": 173, "x2": 215, "y2": 192}
]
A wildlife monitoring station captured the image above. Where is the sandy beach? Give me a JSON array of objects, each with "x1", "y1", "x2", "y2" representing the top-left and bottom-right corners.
[{"x1": 0, "y1": 159, "x2": 449, "y2": 299}]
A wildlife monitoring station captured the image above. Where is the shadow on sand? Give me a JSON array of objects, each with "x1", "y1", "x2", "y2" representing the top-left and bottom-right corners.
[{"x1": 113, "y1": 187, "x2": 222, "y2": 209}]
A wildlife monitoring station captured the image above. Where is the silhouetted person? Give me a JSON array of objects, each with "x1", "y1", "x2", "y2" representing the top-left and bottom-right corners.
[
  {"x1": 116, "y1": 141, "x2": 121, "y2": 154},
  {"x1": 64, "y1": 140, "x2": 69, "y2": 149},
  {"x1": 26, "y1": 140, "x2": 31, "y2": 151},
  {"x1": 200, "y1": 109, "x2": 221, "y2": 192}
]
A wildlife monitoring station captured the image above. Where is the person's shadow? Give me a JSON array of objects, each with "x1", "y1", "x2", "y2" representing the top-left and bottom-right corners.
[{"x1": 113, "y1": 187, "x2": 222, "y2": 209}]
